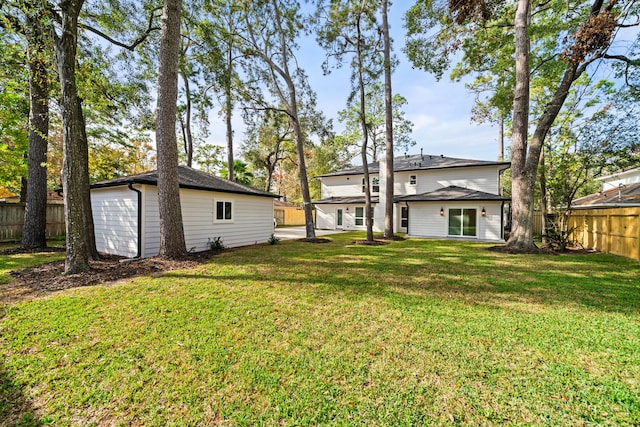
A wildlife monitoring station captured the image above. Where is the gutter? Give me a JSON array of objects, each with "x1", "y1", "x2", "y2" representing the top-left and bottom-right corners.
[{"x1": 128, "y1": 183, "x2": 142, "y2": 258}]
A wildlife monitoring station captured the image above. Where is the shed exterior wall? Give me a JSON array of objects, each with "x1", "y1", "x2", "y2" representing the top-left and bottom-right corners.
[
  {"x1": 91, "y1": 186, "x2": 139, "y2": 258},
  {"x1": 91, "y1": 185, "x2": 274, "y2": 258}
]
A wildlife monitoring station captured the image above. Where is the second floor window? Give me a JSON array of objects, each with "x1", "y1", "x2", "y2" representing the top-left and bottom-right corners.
[
  {"x1": 362, "y1": 177, "x2": 380, "y2": 193},
  {"x1": 409, "y1": 175, "x2": 417, "y2": 185}
]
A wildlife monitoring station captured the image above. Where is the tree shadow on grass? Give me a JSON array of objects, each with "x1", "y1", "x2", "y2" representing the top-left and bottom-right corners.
[
  {"x1": 191, "y1": 242, "x2": 640, "y2": 316},
  {"x1": 0, "y1": 331, "x2": 43, "y2": 426}
]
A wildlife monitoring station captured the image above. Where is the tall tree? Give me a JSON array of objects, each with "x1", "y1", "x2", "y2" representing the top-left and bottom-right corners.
[
  {"x1": 336, "y1": 85, "x2": 414, "y2": 161},
  {"x1": 405, "y1": 0, "x2": 638, "y2": 251},
  {"x1": 1, "y1": 3, "x2": 52, "y2": 249},
  {"x1": 240, "y1": 0, "x2": 317, "y2": 239},
  {"x1": 156, "y1": 0, "x2": 187, "y2": 259},
  {"x1": 317, "y1": 0, "x2": 384, "y2": 242},
  {"x1": 53, "y1": 0, "x2": 92, "y2": 273},
  {"x1": 381, "y1": 0, "x2": 394, "y2": 239}
]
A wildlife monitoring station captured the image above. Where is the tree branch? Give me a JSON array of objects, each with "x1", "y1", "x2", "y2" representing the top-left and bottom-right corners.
[{"x1": 78, "y1": 7, "x2": 161, "y2": 51}]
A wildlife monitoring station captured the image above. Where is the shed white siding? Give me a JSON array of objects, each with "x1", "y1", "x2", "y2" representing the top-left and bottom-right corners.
[
  {"x1": 91, "y1": 186, "x2": 139, "y2": 258},
  {"x1": 91, "y1": 184, "x2": 274, "y2": 258},
  {"x1": 141, "y1": 188, "x2": 274, "y2": 257},
  {"x1": 182, "y1": 189, "x2": 274, "y2": 250},
  {"x1": 407, "y1": 201, "x2": 504, "y2": 241}
]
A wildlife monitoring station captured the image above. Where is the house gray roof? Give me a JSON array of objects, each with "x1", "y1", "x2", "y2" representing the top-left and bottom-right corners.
[
  {"x1": 90, "y1": 165, "x2": 278, "y2": 198},
  {"x1": 395, "y1": 186, "x2": 510, "y2": 202},
  {"x1": 314, "y1": 196, "x2": 380, "y2": 204},
  {"x1": 571, "y1": 182, "x2": 640, "y2": 208},
  {"x1": 316, "y1": 154, "x2": 510, "y2": 178}
]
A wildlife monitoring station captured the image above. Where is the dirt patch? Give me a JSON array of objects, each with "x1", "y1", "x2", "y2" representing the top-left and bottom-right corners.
[
  {"x1": 299, "y1": 238, "x2": 332, "y2": 244},
  {"x1": 354, "y1": 240, "x2": 389, "y2": 246},
  {"x1": 2, "y1": 250, "x2": 218, "y2": 304}
]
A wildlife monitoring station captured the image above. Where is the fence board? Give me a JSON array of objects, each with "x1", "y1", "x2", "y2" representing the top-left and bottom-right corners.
[
  {"x1": 568, "y1": 207, "x2": 640, "y2": 261},
  {"x1": 0, "y1": 203, "x2": 65, "y2": 242}
]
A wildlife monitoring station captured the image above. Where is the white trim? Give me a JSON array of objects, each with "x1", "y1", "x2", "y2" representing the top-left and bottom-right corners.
[{"x1": 214, "y1": 199, "x2": 234, "y2": 223}]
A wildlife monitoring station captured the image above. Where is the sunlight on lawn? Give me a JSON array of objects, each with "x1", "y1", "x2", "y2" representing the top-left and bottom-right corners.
[{"x1": 1, "y1": 233, "x2": 639, "y2": 425}]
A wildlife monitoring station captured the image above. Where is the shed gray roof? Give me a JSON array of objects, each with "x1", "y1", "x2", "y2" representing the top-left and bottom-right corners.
[
  {"x1": 317, "y1": 154, "x2": 510, "y2": 178},
  {"x1": 314, "y1": 196, "x2": 380, "y2": 205},
  {"x1": 91, "y1": 165, "x2": 278, "y2": 198},
  {"x1": 395, "y1": 186, "x2": 510, "y2": 202},
  {"x1": 571, "y1": 182, "x2": 640, "y2": 208}
]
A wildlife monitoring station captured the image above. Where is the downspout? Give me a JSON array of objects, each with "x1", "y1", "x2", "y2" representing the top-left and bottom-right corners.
[
  {"x1": 405, "y1": 201, "x2": 409, "y2": 235},
  {"x1": 128, "y1": 182, "x2": 142, "y2": 258},
  {"x1": 501, "y1": 200, "x2": 505, "y2": 241}
]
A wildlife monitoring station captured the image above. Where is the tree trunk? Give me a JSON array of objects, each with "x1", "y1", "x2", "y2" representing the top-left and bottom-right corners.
[
  {"x1": 505, "y1": 0, "x2": 535, "y2": 251},
  {"x1": 22, "y1": 13, "x2": 49, "y2": 250},
  {"x1": 356, "y1": 8, "x2": 373, "y2": 242},
  {"x1": 54, "y1": 0, "x2": 90, "y2": 273},
  {"x1": 271, "y1": 0, "x2": 315, "y2": 240},
  {"x1": 498, "y1": 115, "x2": 504, "y2": 161},
  {"x1": 156, "y1": 0, "x2": 187, "y2": 259},
  {"x1": 225, "y1": 45, "x2": 235, "y2": 182},
  {"x1": 180, "y1": 71, "x2": 193, "y2": 167},
  {"x1": 77, "y1": 98, "x2": 98, "y2": 259},
  {"x1": 539, "y1": 148, "x2": 547, "y2": 246},
  {"x1": 382, "y1": 0, "x2": 394, "y2": 239}
]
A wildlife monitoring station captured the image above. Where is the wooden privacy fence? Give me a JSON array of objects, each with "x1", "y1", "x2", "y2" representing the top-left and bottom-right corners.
[
  {"x1": 568, "y1": 207, "x2": 640, "y2": 261},
  {"x1": 274, "y1": 206, "x2": 314, "y2": 226},
  {"x1": 0, "y1": 203, "x2": 65, "y2": 242}
]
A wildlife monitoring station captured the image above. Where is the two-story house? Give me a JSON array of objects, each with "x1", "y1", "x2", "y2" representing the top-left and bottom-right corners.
[{"x1": 314, "y1": 153, "x2": 510, "y2": 241}]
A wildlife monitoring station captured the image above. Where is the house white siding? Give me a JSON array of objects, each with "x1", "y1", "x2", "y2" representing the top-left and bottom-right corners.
[
  {"x1": 415, "y1": 167, "x2": 501, "y2": 194},
  {"x1": 91, "y1": 184, "x2": 274, "y2": 258},
  {"x1": 315, "y1": 204, "x2": 370, "y2": 230},
  {"x1": 91, "y1": 186, "x2": 139, "y2": 258},
  {"x1": 407, "y1": 201, "x2": 503, "y2": 241},
  {"x1": 320, "y1": 174, "x2": 380, "y2": 198}
]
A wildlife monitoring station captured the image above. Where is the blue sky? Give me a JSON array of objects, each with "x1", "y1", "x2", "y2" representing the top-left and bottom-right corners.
[{"x1": 207, "y1": 3, "x2": 502, "y2": 163}]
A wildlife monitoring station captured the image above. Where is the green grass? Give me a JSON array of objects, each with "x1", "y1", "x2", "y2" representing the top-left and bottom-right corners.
[
  {"x1": 0, "y1": 250, "x2": 64, "y2": 286},
  {"x1": 1, "y1": 233, "x2": 639, "y2": 426}
]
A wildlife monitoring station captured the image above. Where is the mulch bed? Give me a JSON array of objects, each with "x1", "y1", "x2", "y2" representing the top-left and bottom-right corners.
[{"x1": 1, "y1": 249, "x2": 218, "y2": 304}]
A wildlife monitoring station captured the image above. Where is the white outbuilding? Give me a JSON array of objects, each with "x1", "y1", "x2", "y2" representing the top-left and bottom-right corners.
[{"x1": 90, "y1": 166, "x2": 278, "y2": 258}]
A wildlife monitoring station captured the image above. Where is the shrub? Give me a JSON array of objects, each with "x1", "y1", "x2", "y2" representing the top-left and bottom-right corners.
[
  {"x1": 268, "y1": 234, "x2": 280, "y2": 245},
  {"x1": 208, "y1": 237, "x2": 225, "y2": 252}
]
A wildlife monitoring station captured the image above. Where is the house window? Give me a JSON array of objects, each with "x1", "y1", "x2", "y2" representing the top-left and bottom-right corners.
[
  {"x1": 401, "y1": 206, "x2": 408, "y2": 228},
  {"x1": 215, "y1": 200, "x2": 233, "y2": 222},
  {"x1": 355, "y1": 206, "x2": 364, "y2": 226},
  {"x1": 448, "y1": 208, "x2": 477, "y2": 237},
  {"x1": 409, "y1": 175, "x2": 417, "y2": 185},
  {"x1": 361, "y1": 177, "x2": 380, "y2": 193}
]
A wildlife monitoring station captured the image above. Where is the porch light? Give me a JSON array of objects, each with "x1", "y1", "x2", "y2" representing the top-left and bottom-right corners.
[
  {"x1": 481, "y1": 207, "x2": 486, "y2": 217},
  {"x1": 439, "y1": 207, "x2": 444, "y2": 216},
  {"x1": 346, "y1": 207, "x2": 349, "y2": 213}
]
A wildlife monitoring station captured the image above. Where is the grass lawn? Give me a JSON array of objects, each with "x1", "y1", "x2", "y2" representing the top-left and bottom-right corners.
[{"x1": 1, "y1": 233, "x2": 638, "y2": 426}]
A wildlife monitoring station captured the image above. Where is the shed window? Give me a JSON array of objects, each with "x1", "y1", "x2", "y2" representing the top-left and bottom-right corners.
[{"x1": 215, "y1": 200, "x2": 233, "y2": 222}]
